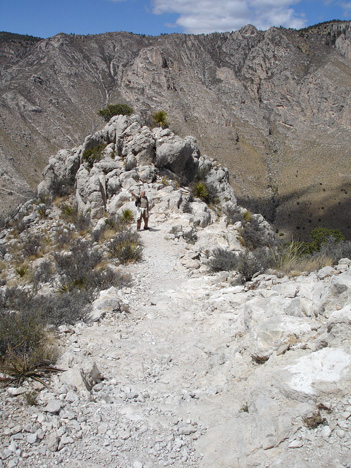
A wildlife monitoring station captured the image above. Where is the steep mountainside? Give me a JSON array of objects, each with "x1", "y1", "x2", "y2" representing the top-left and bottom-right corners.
[{"x1": 0, "y1": 22, "x2": 351, "y2": 238}]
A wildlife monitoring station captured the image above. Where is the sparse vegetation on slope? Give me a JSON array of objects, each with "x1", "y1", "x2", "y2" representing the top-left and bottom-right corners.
[{"x1": 98, "y1": 104, "x2": 133, "y2": 122}]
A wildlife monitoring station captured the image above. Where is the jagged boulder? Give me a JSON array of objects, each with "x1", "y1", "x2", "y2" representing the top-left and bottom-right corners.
[
  {"x1": 155, "y1": 133, "x2": 200, "y2": 184},
  {"x1": 37, "y1": 149, "x2": 80, "y2": 199}
]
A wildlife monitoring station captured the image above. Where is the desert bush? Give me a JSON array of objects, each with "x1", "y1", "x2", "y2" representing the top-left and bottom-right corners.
[
  {"x1": 54, "y1": 239, "x2": 102, "y2": 291},
  {"x1": 209, "y1": 247, "x2": 274, "y2": 281},
  {"x1": 84, "y1": 265, "x2": 131, "y2": 292},
  {"x1": 55, "y1": 226, "x2": 75, "y2": 247},
  {"x1": 108, "y1": 228, "x2": 143, "y2": 264},
  {"x1": 209, "y1": 248, "x2": 238, "y2": 272},
  {"x1": 224, "y1": 205, "x2": 243, "y2": 224},
  {"x1": 152, "y1": 110, "x2": 169, "y2": 128},
  {"x1": 0, "y1": 286, "x2": 32, "y2": 314},
  {"x1": 0, "y1": 308, "x2": 44, "y2": 360},
  {"x1": 98, "y1": 104, "x2": 133, "y2": 122},
  {"x1": 91, "y1": 216, "x2": 123, "y2": 243},
  {"x1": 195, "y1": 165, "x2": 211, "y2": 182},
  {"x1": 32, "y1": 290, "x2": 91, "y2": 326},
  {"x1": 32, "y1": 260, "x2": 54, "y2": 290},
  {"x1": 22, "y1": 233, "x2": 42, "y2": 258},
  {"x1": 91, "y1": 223, "x2": 107, "y2": 243},
  {"x1": 0, "y1": 308, "x2": 59, "y2": 387},
  {"x1": 317, "y1": 238, "x2": 351, "y2": 263},
  {"x1": 183, "y1": 228, "x2": 198, "y2": 245},
  {"x1": 240, "y1": 215, "x2": 275, "y2": 250},
  {"x1": 60, "y1": 203, "x2": 90, "y2": 231},
  {"x1": 236, "y1": 249, "x2": 274, "y2": 281},
  {"x1": 50, "y1": 176, "x2": 74, "y2": 198},
  {"x1": 82, "y1": 144, "x2": 107, "y2": 169}
]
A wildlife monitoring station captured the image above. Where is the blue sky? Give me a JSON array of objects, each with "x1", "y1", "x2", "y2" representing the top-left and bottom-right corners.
[{"x1": 1, "y1": 0, "x2": 350, "y2": 38}]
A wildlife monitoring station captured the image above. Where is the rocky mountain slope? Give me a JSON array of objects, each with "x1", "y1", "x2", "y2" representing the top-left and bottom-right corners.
[
  {"x1": 1, "y1": 21, "x2": 351, "y2": 239},
  {"x1": 1, "y1": 116, "x2": 351, "y2": 468}
]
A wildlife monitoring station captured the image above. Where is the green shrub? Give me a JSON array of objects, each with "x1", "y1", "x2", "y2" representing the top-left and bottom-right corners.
[
  {"x1": 308, "y1": 227, "x2": 345, "y2": 253},
  {"x1": 98, "y1": 104, "x2": 133, "y2": 122},
  {"x1": 152, "y1": 110, "x2": 169, "y2": 128},
  {"x1": 82, "y1": 144, "x2": 107, "y2": 169}
]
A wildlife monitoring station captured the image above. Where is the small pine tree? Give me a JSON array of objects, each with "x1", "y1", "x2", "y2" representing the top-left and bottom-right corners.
[{"x1": 98, "y1": 104, "x2": 133, "y2": 122}]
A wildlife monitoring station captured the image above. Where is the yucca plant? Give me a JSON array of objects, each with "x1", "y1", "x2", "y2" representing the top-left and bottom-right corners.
[
  {"x1": 152, "y1": 110, "x2": 169, "y2": 128},
  {"x1": 121, "y1": 209, "x2": 134, "y2": 224},
  {"x1": 192, "y1": 182, "x2": 209, "y2": 202},
  {"x1": 0, "y1": 347, "x2": 62, "y2": 388}
]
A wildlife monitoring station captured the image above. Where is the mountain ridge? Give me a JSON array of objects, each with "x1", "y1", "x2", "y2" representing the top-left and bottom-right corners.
[{"x1": 1, "y1": 21, "x2": 351, "y2": 239}]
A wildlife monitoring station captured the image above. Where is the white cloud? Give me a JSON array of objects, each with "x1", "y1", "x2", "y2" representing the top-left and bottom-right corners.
[
  {"x1": 152, "y1": 0, "x2": 306, "y2": 33},
  {"x1": 339, "y1": 1, "x2": 351, "y2": 11}
]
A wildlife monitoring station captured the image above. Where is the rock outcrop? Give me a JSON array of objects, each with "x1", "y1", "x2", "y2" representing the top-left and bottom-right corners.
[{"x1": 37, "y1": 114, "x2": 249, "y2": 248}]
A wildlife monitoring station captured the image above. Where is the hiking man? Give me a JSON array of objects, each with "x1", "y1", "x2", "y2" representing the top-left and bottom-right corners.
[{"x1": 130, "y1": 190, "x2": 149, "y2": 230}]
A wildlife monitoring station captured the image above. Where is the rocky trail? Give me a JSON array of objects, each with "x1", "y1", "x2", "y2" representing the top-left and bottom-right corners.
[
  {"x1": 2, "y1": 219, "x2": 351, "y2": 468},
  {"x1": 2, "y1": 115, "x2": 351, "y2": 468}
]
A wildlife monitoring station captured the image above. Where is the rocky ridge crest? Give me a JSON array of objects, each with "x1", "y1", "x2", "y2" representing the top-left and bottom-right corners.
[{"x1": 1, "y1": 22, "x2": 351, "y2": 238}]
